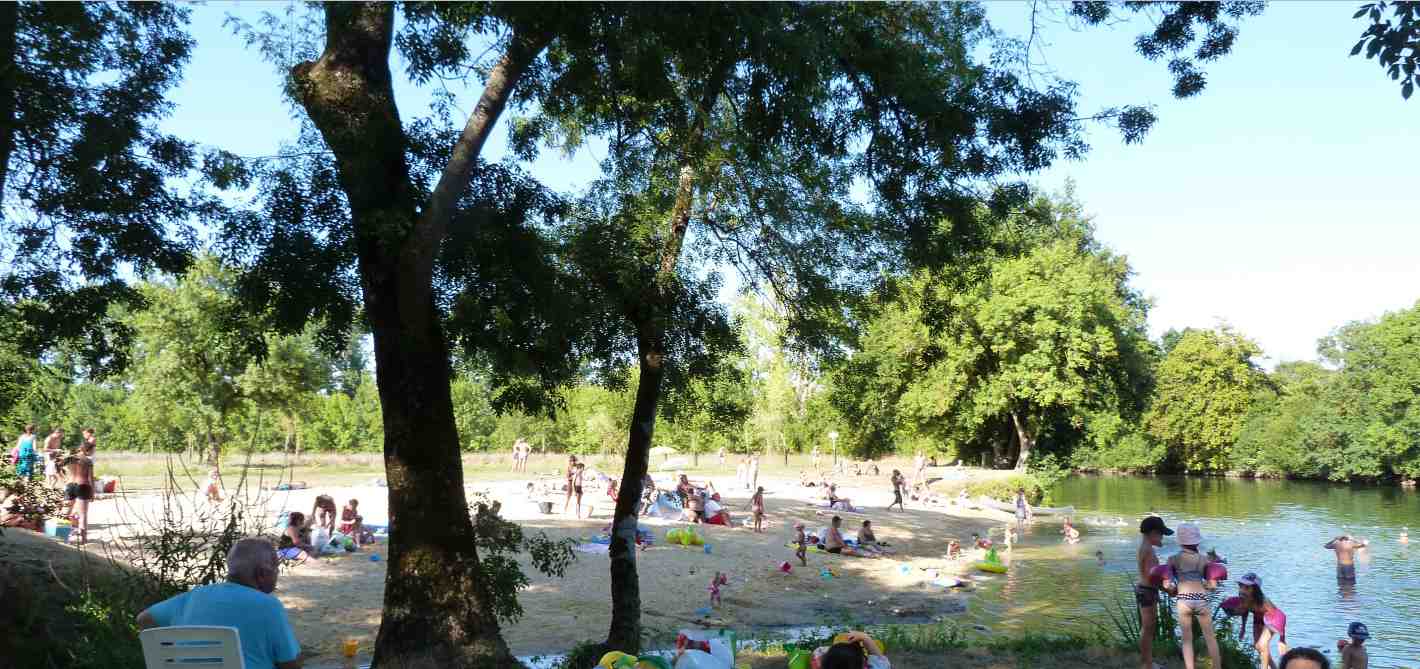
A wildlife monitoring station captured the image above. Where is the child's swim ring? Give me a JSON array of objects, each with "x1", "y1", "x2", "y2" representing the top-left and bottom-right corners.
[
  {"x1": 1205, "y1": 561, "x2": 1228, "y2": 581},
  {"x1": 974, "y1": 561, "x2": 1008, "y2": 574}
]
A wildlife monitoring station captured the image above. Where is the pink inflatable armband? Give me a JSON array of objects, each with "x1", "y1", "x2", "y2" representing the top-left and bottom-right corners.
[
  {"x1": 1205, "y1": 562, "x2": 1228, "y2": 581},
  {"x1": 1220, "y1": 596, "x2": 1244, "y2": 615},
  {"x1": 1148, "y1": 564, "x2": 1174, "y2": 587}
]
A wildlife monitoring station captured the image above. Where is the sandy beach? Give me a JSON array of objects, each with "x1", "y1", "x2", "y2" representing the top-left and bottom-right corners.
[{"x1": 59, "y1": 460, "x2": 1021, "y2": 661}]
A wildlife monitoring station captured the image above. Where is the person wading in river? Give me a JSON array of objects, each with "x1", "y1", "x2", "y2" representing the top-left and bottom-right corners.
[
  {"x1": 1325, "y1": 533, "x2": 1368, "y2": 582},
  {"x1": 1136, "y1": 516, "x2": 1172, "y2": 669}
]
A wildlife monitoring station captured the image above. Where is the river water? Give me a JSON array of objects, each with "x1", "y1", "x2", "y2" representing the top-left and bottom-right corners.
[{"x1": 960, "y1": 476, "x2": 1419, "y2": 667}]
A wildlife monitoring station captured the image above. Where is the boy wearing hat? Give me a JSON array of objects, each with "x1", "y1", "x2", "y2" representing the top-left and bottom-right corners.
[
  {"x1": 1339, "y1": 622, "x2": 1369, "y2": 669},
  {"x1": 1136, "y1": 516, "x2": 1173, "y2": 669}
]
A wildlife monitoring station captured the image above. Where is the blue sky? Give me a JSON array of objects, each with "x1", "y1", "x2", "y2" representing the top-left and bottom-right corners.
[{"x1": 165, "y1": 2, "x2": 1418, "y2": 365}]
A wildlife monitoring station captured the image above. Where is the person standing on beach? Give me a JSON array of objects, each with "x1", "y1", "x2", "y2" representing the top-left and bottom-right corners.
[
  {"x1": 811, "y1": 445, "x2": 821, "y2": 471},
  {"x1": 1325, "y1": 534, "x2": 1368, "y2": 582},
  {"x1": 717, "y1": 446, "x2": 725, "y2": 467},
  {"x1": 888, "y1": 469, "x2": 906, "y2": 512},
  {"x1": 748, "y1": 454, "x2": 760, "y2": 493},
  {"x1": 63, "y1": 438, "x2": 95, "y2": 544},
  {"x1": 562, "y1": 455, "x2": 579, "y2": 514},
  {"x1": 1136, "y1": 516, "x2": 1173, "y2": 669},
  {"x1": 911, "y1": 451, "x2": 926, "y2": 489}
]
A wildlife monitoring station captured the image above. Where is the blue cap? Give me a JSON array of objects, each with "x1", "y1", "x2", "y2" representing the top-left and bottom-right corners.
[{"x1": 1348, "y1": 622, "x2": 1370, "y2": 640}]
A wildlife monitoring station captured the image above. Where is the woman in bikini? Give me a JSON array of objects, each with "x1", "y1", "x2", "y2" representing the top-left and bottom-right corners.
[{"x1": 1167, "y1": 523, "x2": 1222, "y2": 669}]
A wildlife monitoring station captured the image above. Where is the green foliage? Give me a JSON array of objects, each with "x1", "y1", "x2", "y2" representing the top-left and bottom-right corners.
[
  {"x1": 965, "y1": 474, "x2": 1046, "y2": 505},
  {"x1": 1351, "y1": 1, "x2": 1420, "y2": 99},
  {"x1": 1070, "y1": 410, "x2": 1167, "y2": 472},
  {"x1": 1145, "y1": 327, "x2": 1265, "y2": 471},
  {"x1": 832, "y1": 195, "x2": 1154, "y2": 468},
  {"x1": 469, "y1": 499, "x2": 577, "y2": 625}
]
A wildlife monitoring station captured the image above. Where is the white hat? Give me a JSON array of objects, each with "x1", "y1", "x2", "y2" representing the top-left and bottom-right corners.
[{"x1": 1176, "y1": 522, "x2": 1203, "y2": 546}]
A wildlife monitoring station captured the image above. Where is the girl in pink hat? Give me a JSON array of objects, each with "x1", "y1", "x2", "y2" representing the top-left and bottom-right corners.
[{"x1": 1167, "y1": 523, "x2": 1222, "y2": 669}]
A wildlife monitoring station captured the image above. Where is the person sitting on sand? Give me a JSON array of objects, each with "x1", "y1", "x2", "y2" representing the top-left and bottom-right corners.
[
  {"x1": 815, "y1": 631, "x2": 890, "y2": 669},
  {"x1": 824, "y1": 515, "x2": 847, "y2": 554},
  {"x1": 279, "y1": 511, "x2": 318, "y2": 561},
  {"x1": 858, "y1": 519, "x2": 878, "y2": 546},
  {"x1": 685, "y1": 489, "x2": 706, "y2": 523},
  {"x1": 311, "y1": 495, "x2": 337, "y2": 533},
  {"x1": 972, "y1": 533, "x2": 992, "y2": 550},
  {"x1": 826, "y1": 484, "x2": 856, "y2": 512},
  {"x1": 800, "y1": 470, "x2": 816, "y2": 487},
  {"x1": 947, "y1": 539, "x2": 963, "y2": 560},
  {"x1": 339, "y1": 499, "x2": 365, "y2": 547}
]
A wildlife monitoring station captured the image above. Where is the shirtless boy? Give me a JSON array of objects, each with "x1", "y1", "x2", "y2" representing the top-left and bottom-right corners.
[
  {"x1": 1136, "y1": 516, "x2": 1173, "y2": 669},
  {"x1": 1339, "y1": 622, "x2": 1369, "y2": 669},
  {"x1": 1325, "y1": 534, "x2": 1368, "y2": 582},
  {"x1": 63, "y1": 439, "x2": 96, "y2": 544}
]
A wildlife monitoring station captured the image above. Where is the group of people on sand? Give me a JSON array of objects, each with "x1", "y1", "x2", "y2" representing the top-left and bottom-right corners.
[
  {"x1": 4, "y1": 424, "x2": 99, "y2": 543},
  {"x1": 1134, "y1": 516, "x2": 1376, "y2": 669},
  {"x1": 278, "y1": 494, "x2": 369, "y2": 562}
]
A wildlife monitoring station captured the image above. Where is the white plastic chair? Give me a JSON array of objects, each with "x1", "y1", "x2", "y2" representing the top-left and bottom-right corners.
[{"x1": 140, "y1": 626, "x2": 245, "y2": 669}]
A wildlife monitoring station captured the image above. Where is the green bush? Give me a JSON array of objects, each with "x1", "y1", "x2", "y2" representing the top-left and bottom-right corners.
[{"x1": 965, "y1": 474, "x2": 1045, "y2": 505}]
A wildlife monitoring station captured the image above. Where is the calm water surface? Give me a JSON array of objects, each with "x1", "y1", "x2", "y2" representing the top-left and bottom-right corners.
[{"x1": 962, "y1": 476, "x2": 1420, "y2": 668}]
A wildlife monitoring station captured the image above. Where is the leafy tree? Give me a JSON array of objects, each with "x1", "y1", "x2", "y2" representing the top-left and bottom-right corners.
[
  {"x1": 1145, "y1": 327, "x2": 1266, "y2": 471},
  {"x1": 126, "y1": 257, "x2": 259, "y2": 464},
  {"x1": 1316, "y1": 302, "x2": 1420, "y2": 479},
  {"x1": 894, "y1": 209, "x2": 1152, "y2": 470},
  {"x1": 239, "y1": 330, "x2": 333, "y2": 455},
  {"x1": 1351, "y1": 1, "x2": 1420, "y2": 99},
  {"x1": 0, "y1": 3, "x2": 226, "y2": 373},
  {"x1": 1234, "y1": 361, "x2": 1334, "y2": 477},
  {"x1": 516, "y1": 2, "x2": 1151, "y2": 650}
]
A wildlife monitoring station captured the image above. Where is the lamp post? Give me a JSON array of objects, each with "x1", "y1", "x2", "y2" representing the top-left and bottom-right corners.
[{"x1": 828, "y1": 431, "x2": 839, "y2": 466}]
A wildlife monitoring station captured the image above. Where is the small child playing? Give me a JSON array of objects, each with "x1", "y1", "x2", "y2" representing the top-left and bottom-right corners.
[
  {"x1": 203, "y1": 468, "x2": 225, "y2": 504},
  {"x1": 794, "y1": 522, "x2": 808, "y2": 566},
  {"x1": 1339, "y1": 622, "x2": 1369, "y2": 669},
  {"x1": 708, "y1": 571, "x2": 729, "y2": 607},
  {"x1": 340, "y1": 498, "x2": 365, "y2": 547},
  {"x1": 750, "y1": 486, "x2": 765, "y2": 533},
  {"x1": 947, "y1": 539, "x2": 963, "y2": 560}
]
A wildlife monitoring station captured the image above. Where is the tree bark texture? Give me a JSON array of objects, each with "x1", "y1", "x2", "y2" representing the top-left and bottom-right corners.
[
  {"x1": 290, "y1": 4, "x2": 545, "y2": 667},
  {"x1": 0, "y1": 2, "x2": 16, "y2": 200},
  {"x1": 1011, "y1": 411, "x2": 1034, "y2": 471}
]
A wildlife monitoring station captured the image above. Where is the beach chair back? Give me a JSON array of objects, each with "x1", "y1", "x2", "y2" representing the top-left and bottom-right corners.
[{"x1": 140, "y1": 626, "x2": 244, "y2": 669}]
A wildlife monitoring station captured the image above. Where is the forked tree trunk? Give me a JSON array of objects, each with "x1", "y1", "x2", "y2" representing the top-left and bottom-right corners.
[
  {"x1": 290, "y1": 4, "x2": 548, "y2": 666},
  {"x1": 1011, "y1": 411, "x2": 1034, "y2": 471}
]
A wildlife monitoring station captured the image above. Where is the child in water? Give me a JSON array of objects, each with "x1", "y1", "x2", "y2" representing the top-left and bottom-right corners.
[
  {"x1": 1339, "y1": 622, "x2": 1369, "y2": 669},
  {"x1": 1062, "y1": 517, "x2": 1081, "y2": 544}
]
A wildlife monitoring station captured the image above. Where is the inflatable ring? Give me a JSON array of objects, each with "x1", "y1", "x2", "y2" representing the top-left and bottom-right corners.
[{"x1": 974, "y1": 561, "x2": 1008, "y2": 574}]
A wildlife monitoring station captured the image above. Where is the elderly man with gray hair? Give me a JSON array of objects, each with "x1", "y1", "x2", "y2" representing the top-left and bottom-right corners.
[{"x1": 137, "y1": 538, "x2": 303, "y2": 669}]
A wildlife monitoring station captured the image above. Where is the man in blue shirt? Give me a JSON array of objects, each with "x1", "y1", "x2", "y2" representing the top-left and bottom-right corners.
[{"x1": 137, "y1": 538, "x2": 303, "y2": 669}]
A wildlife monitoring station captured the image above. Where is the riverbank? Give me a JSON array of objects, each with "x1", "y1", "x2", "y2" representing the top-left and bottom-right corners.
[{"x1": 19, "y1": 453, "x2": 1030, "y2": 663}]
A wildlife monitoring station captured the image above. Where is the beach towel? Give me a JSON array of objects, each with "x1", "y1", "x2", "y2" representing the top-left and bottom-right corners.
[{"x1": 574, "y1": 543, "x2": 610, "y2": 555}]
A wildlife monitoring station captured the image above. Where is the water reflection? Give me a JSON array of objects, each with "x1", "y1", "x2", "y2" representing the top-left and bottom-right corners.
[{"x1": 961, "y1": 476, "x2": 1419, "y2": 668}]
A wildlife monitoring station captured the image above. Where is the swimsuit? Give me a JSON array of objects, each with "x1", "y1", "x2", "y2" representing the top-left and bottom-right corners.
[
  {"x1": 1337, "y1": 563, "x2": 1356, "y2": 581},
  {"x1": 65, "y1": 483, "x2": 94, "y2": 501},
  {"x1": 1134, "y1": 584, "x2": 1160, "y2": 608}
]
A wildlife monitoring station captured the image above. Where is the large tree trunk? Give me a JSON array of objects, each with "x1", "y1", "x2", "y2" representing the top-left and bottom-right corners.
[
  {"x1": 0, "y1": 2, "x2": 17, "y2": 199},
  {"x1": 1011, "y1": 411, "x2": 1034, "y2": 471},
  {"x1": 290, "y1": 4, "x2": 548, "y2": 666},
  {"x1": 605, "y1": 331, "x2": 666, "y2": 652}
]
